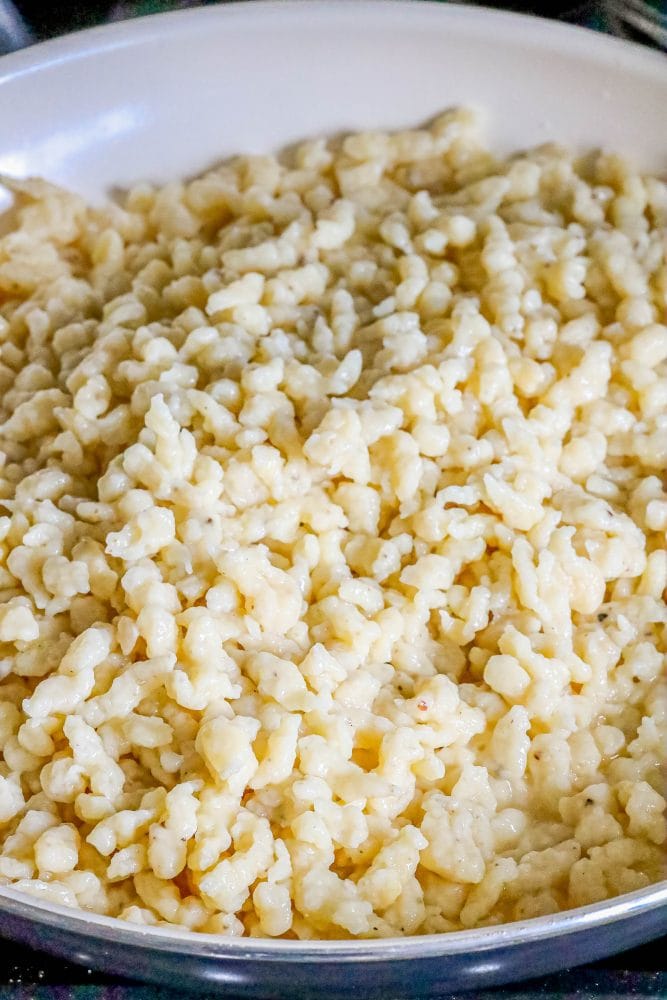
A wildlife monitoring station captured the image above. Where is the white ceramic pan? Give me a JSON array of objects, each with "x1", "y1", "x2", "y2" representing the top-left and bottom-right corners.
[{"x1": 0, "y1": 3, "x2": 665, "y2": 993}]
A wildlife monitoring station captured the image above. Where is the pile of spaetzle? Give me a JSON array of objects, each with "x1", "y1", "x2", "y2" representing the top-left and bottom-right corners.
[{"x1": 0, "y1": 109, "x2": 665, "y2": 938}]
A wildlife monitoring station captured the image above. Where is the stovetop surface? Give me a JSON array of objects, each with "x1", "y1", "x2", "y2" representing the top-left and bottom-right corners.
[{"x1": 1, "y1": 932, "x2": 666, "y2": 997}]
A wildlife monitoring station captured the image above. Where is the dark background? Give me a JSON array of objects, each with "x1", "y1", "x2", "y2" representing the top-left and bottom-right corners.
[
  {"x1": 7, "y1": 0, "x2": 602, "y2": 41},
  {"x1": 1, "y1": 0, "x2": 666, "y2": 995},
  {"x1": 8, "y1": 0, "x2": 667, "y2": 53}
]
